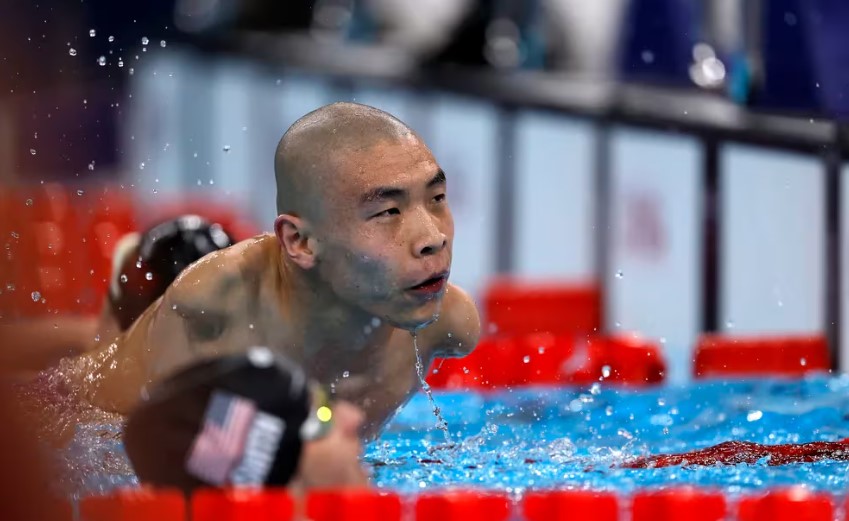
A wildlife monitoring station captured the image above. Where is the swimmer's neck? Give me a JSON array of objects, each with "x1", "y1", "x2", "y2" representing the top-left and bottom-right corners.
[{"x1": 276, "y1": 250, "x2": 394, "y2": 358}]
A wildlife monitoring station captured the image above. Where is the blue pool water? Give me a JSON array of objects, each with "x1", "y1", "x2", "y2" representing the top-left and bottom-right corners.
[
  {"x1": 46, "y1": 374, "x2": 849, "y2": 498},
  {"x1": 366, "y1": 375, "x2": 849, "y2": 496}
]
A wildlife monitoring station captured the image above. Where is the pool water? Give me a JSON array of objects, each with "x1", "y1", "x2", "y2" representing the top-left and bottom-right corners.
[
  {"x1": 366, "y1": 375, "x2": 849, "y2": 496},
  {"x1": 44, "y1": 374, "x2": 849, "y2": 498}
]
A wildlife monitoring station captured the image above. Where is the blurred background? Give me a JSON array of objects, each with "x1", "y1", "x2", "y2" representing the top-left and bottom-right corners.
[{"x1": 1, "y1": 0, "x2": 848, "y2": 383}]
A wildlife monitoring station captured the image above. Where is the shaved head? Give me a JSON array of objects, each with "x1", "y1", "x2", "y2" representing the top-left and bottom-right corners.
[{"x1": 274, "y1": 102, "x2": 416, "y2": 219}]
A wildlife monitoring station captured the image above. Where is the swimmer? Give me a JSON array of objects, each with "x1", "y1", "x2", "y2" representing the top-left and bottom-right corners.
[
  {"x1": 70, "y1": 102, "x2": 481, "y2": 440},
  {"x1": 124, "y1": 347, "x2": 367, "y2": 493},
  {"x1": 0, "y1": 215, "x2": 234, "y2": 374}
]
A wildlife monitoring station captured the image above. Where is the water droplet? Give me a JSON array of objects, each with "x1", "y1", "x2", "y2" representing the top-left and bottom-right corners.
[
  {"x1": 641, "y1": 50, "x2": 654, "y2": 63},
  {"x1": 5, "y1": 283, "x2": 14, "y2": 291},
  {"x1": 25, "y1": 199, "x2": 33, "y2": 206},
  {"x1": 222, "y1": 145, "x2": 231, "y2": 152},
  {"x1": 88, "y1": 161, "x2": 95, "y2": 171},
  {"x1": 10, "y1": 231, "x2": 19, "y2": 239},
  {"x1": 615, "y1": 270, "x2": 624, "y2": 279},
  {"x1": 172, "y1": 304, "x2": 177, "y2": 310},
  {"x1": 601, "y1": 365, "x2": 612, "y2": 378},
  {"x1": 108, "y1": 35, "x2": 115, "y2": 43},
  {"x1": 94, "y1": 334, "x2": 100, "y2": 342},
  {"x1": 89, "y1": 29, "x2": 96, "y2": 37},
  {"x1": 69, "y1": 48, "x2": 77, "y2": 56},
  {"x1": 726, "y1": 320, "x2": 735, "y2": 329},
  {"x1": 800, "y1": 358, "x2": 807, "y2": 367},
  {"x1": 76, "y1": 189, "x2": 84, "y2": 196},
  {"x1": 141, "y1": 36, "x2": 149, "y2": 45},
  {"x1": 145, "y1": 272, "x2": 153, "y2": 281},
  {"x1": 605, "y1": 405, "x2": 614, "y2": 416},
  {"x1": 462, "y1": 367, "x2": 470, "y2": 374},
  {"x1": 522, "y1": 355, "x2": 531, "y2": 364},
  {"x1": 152, "y1": 188, "x2": 158, "y2": 194},
  {"x1": 29, "y1": 148, "x2": 36, "y2": 155},
  {"x1": 118, "y1": 59, "x2": 124, "y2": 68},
  {"x1": 342, "y1": 370, "x2": 350, "y2": 378},
  {"x1": 135, "y1": 259, "x2": 142, "y2": 269},
  {"x1": 97, "y1": 56, "x2": 106, "y2": 66},
  {"x1": 538, "y1": 345, "x2": 546, "y2": 354},
  {"x1": 241, "y1": 126, "x2": 248, "y2": 131},
  {"x1": 777, "y1": 300, "x2": 784, "y2": 307},
  {"x1": 139, "y1": 162, "x2": 145, "y2": 170},
  {"x1": 614, "y1": 321, "x2": 621, "y2": 328},
  {"x1": 160, "y1": 40, "x2": 167, "y2": 48},
  {"x1": 120, "y1": 274, "x2": 128, "y2": 283},
  {"x1": 660, "y1": 337, "x2": 667, "y2": 344},
  {"x1": 249, "y1": 323, "x2": 255, "y2": 330},
  {"x1": 128, "y1": 67, "x2": 134, "y2": 76},
  {"x1": 590, "y1": 383, "x2": 601, "y2": 395},
  {"x1": 209, "y1": 179, "x2": 214, "y2": 185},
  {"x1": 784, "y1": 12, "x2": 797, "y2": 26},
  {"x1": 747, "y1": 410, "x2": 763, "y2": 422}
]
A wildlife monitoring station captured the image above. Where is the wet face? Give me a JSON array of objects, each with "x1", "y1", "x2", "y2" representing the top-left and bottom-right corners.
[{"x1": 311, "y1": 135, "x2": 454, "y2": 330}]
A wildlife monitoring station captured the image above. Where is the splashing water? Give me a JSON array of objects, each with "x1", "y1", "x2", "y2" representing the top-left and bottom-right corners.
[
  {"x1": 14, "y1": 352, "x2": 137, "y2": 498},
  {"x1": 411, "y1": 332, "x2": 451, "y2": 444}
]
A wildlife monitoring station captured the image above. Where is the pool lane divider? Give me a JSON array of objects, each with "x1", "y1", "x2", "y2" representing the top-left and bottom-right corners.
[
  {"x1": 427, "y1": 333, "x2": 667, "y2": 389},
  {"x1": 694, "y1": 334, "x2": 830, "y2": 379},
  {"x1": 75, "y1": 486, "x2": 845, "y2": 521}
]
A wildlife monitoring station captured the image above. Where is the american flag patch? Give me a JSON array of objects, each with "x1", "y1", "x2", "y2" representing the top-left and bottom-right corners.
[{"x1": 186, "y1": 390, "x2": 257, "y2": 484}]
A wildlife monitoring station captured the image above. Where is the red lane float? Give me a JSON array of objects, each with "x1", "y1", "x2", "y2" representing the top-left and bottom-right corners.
[
  {"x1": 415, "y1": 490, "x2": 512, "y2": 521},
  {"x1": 523, "y1": 490, "x2": 618, "y2": 521},
  {"x1": 191, "y1": 488, "x2": 293, "y2": 521},
  {"x1": 622, "y1": 439, "x2": 849, "y2": 469},
  {"x1": 736, "y1": 488, "x2": 833, "y2": 521},
  {"x1": 305, "y1": 489, "x2": 402, "y2": 521},
  {"x1": 80, "y1": 487, "x2": 186, "y2": 521},
  {"x1": 694, "y1": 334, "x2": 830, "y2": 378},
  {"x1": 482, "y1": 278, "x2": 601, "y2": 338},
  {"x1": 427, "y1": 333, "x2": 665, "y2": 390},
  {"x1": 631, "y1": 488, "x2": 725, "y2": 521}
]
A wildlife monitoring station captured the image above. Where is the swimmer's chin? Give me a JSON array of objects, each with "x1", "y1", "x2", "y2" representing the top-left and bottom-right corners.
[{"x1": 391, "y1": 311, "x2": 440, "y2": 332}]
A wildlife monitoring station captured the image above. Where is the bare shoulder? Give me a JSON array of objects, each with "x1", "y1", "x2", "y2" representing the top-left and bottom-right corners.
[
  {"x1": 422, "y1": 283, "x2": 481, "y2": 358},
  {"x1": 167, "y1": 233, "x2": 273, "y2": 312}
]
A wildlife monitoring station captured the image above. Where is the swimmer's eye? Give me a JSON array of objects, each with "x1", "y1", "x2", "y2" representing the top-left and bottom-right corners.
[
  {"x1": 372, "y1": 208, "x2": 400, "y2": 219},
  {"x1": 432, "y1": 193, "x2": 446, "y2": 203}
]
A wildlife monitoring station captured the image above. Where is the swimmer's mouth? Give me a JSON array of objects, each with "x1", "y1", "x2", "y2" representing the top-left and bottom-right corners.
[{"x1": 408, "y1": 272, "x2": 448, "y2": 295}]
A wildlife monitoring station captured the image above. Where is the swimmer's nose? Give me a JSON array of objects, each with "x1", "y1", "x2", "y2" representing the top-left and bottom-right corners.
[{"x1": 412, "y1": 214, "x2": 447, "y2": 258}]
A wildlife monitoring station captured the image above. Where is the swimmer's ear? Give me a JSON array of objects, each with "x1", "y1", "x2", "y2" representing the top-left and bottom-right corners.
[{"x1": 275, "y1": 214, "x2": 317, "y2": 269}]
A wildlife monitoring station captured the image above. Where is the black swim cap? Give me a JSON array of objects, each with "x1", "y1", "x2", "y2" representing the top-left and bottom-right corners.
[
  {"x1": 124, "y1": 348, "x2": 315, "y2": 493},
  {"x1": 109, "y1": 214, "x2": 234, "y2": 330}
]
